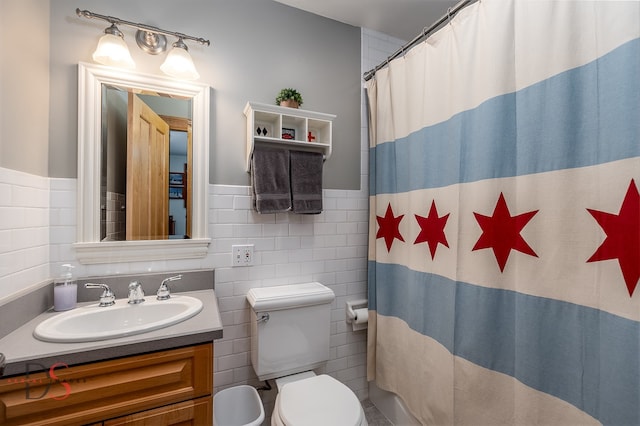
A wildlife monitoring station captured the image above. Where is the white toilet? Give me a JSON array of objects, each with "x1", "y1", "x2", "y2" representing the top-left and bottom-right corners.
[{"x1": 247, "y1": 282, "x2": 368, "y2": 426}]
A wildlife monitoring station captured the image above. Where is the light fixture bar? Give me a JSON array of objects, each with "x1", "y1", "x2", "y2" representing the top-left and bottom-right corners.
[{"x1": 76, "y1": 8, "x2": 210, "y2": 47}]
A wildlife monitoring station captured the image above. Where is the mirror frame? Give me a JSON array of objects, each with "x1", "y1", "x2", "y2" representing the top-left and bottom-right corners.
[{"x1": 75, "y1": 62, "x2": 210, "y2": 264}]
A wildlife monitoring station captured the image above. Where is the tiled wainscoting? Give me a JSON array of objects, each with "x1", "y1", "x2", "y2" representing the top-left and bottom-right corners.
[
  {"x1": 0, "y1": 167, "x2": 51, "y2": 300},
  {"x1": 210, "y1": 183, "x2": 370, "y2": 420}
]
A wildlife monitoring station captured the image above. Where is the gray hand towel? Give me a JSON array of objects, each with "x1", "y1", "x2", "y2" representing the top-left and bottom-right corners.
[
  {"x1": 290, "y1": 150, "x2": 323, "y2": 214},
  {"x1": 251, "y1": 146, "x2": 292, "y2": 213}
]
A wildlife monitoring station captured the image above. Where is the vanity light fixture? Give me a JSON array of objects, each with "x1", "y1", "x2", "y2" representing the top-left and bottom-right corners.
[
  {"x1": 76, "y1": 8, "x2": 210, "y2": 80},
  {"x1": 160, "y1": 38, "x2": 200, "y2": 80},
  {"x1": 92, "y1": 23, "x2": 135, "y2": 69}
]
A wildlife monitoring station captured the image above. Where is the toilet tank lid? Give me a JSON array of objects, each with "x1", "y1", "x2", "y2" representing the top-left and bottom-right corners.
[{"x1": 247, "y1": 282, "x2": 335, "y2": 311}]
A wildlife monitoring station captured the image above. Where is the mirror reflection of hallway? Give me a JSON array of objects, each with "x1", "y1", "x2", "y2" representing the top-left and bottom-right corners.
[
  {"x1": 169, "y1": 130, "x2": 189, "y2": 239},
  {"x1": 163, "y1": 116, "x2": 193, "y2": 239},
  {"x1": 100, "y1": 84, "x2": 192, "y2": 241}
]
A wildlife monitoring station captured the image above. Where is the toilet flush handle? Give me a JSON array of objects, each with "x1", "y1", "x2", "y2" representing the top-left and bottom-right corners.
[{"x1": 257, "y1": 312, "x2": 270, "y2": 324}]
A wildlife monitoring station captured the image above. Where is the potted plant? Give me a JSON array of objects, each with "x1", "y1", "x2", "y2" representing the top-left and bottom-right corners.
[{"x1": 275, "y1": 88, "x2": 303, "y2": 108}]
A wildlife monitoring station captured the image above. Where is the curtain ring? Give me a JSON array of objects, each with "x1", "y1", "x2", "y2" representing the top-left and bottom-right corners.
[{"x1": 447, "y1": 7, "x2": 453, "y2": 25}]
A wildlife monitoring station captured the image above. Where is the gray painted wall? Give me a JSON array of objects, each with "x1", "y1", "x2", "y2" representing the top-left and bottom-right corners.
[
  {"x1": 45, "y1": 0, "x2": 361, "y2": 189},
  {"x1": 0, "y1": 0, "x2": 50, "y2": 176}
]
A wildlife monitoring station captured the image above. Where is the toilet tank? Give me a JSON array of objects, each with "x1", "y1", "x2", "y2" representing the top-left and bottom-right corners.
[{"x1": 247, "y1": 282, "x2": 335, "y2": 381}]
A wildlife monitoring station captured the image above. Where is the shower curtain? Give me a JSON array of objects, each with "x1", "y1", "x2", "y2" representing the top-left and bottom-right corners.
[{"x1": 365, "y1": 1, "x2": 639, "y2": 424}]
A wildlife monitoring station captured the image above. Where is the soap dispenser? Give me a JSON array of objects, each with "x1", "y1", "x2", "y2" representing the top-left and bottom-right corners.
[{"x1": 54, "y1": 264, "x2": 77, "y2": 311}]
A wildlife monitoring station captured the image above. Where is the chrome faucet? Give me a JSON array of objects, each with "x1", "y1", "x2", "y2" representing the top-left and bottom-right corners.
[
  {"x1": 156, "y1": 275, "x2": 182, "y2": 300},
  {"x1": 127, "y1": 281, "x2": 145, "y2": 304},
  {"x1": 84, "y1": 283, "x2": 116, "y2": 307}
]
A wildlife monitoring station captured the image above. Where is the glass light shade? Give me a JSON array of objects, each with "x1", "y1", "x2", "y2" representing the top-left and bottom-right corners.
[
  {"x1": 92, "y1": 33, "x2": 136, "y2": 69},
  {"x1": 160, "y1": 44, "x2": 200, "y2": 80}
]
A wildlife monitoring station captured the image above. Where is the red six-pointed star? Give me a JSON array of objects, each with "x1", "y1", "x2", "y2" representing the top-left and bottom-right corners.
[
  {"x1": 376, "y1": 203, "x2": 405, "y2": 252},
  {"x1": 414, "y1": 200, "x2": 450, "y2": 259},
  {"x1": 587, "y1": 179, "x2": 640, "y2": 297},
  {"x1": 473, "y1": 192, "x2": 539, "y2": 272}
]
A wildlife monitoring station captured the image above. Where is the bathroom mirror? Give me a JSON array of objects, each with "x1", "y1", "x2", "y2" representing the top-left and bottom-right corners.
[
  {"x1": 75, "y1": 62, "x2": 210, "y2": 264},
  {"x1": 101, "y1": 85, "x2": 192, "y2": 241}
]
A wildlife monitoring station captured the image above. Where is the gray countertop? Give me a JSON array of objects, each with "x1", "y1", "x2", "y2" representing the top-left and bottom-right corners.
[{"x1": 0, "y1": 289, "x2": 223, "y2": 377}]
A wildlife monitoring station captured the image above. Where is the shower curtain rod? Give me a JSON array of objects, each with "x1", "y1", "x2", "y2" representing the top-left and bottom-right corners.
[{"x1": 363, "y1": 0, "x2": 475, "y2": 81}]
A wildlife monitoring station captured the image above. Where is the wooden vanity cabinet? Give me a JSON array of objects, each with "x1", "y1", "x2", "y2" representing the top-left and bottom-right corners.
[{"x1": 0, "y1": 343, "x2": 213, "y2": 426}]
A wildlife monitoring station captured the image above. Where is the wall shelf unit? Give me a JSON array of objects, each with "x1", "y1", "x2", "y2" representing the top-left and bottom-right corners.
[{"x1": 244, "y1": 101, "x2": 336, "y2": 172}]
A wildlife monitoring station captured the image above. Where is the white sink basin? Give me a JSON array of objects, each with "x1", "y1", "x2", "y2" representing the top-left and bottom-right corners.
[{"x1": 33, "y1": 295, "x2": 203, "y2": 343}]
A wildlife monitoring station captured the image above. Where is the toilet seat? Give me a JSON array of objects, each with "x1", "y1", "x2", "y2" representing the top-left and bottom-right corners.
[{"x1": 274, "y1": 374, "x2": 365, "y2": 426}]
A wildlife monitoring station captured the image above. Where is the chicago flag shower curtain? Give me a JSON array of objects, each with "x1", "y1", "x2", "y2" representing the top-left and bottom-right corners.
[{"x1": 365, "y1": 1, "x2": 640, "y2": 424}]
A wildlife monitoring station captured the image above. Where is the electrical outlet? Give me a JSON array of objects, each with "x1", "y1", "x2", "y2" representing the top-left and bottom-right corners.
[{"x1": 232, "y1": 244, "x2": 254, "y2": 267}]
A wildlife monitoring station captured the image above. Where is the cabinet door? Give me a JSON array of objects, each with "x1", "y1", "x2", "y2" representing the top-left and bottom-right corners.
[
  {"x1": 104, "y1": 396, "x2": 212, "y2": 425},
  {"x1": 0, "y1": 344, "x2": 212, "y2": 426}
]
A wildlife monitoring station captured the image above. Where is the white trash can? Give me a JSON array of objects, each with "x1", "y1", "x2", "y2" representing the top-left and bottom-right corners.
[{"x1": 214, "y1": 385, "x2": 265, "y2": 426}]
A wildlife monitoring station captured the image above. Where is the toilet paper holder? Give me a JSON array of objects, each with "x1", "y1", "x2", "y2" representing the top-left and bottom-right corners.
[{"x1": 346, "y1": 299, "x2": 368, "y2": 331}]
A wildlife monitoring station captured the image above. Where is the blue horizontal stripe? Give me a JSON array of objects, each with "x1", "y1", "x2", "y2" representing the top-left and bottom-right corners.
[
  {"x1": 368, "y1": 261, "x2": 640, "y2": 425},
  {"x1": 370, "y1": 38, "x2": 640, "y2": 196}
]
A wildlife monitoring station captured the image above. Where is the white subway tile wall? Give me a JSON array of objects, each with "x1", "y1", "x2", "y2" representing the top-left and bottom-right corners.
[
  {"x1": 0, "y1": 168, "x2": 51, "y2": 300},
  {"x1": 209, "y1": 183, "x2": 370, "y2": 397},
  {"x1": 0, "y1": 168, "x2": 52, "y2": 301}
]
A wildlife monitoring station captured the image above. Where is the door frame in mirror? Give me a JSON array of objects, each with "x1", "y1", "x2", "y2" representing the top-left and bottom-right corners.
[{"x1": 75, "y1": 62, "x2": 210, "y2": 264}]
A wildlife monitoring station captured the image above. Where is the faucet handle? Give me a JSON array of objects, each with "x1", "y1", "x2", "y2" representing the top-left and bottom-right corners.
[
  {"x1": 157, "y1": 275, "x2": 182, "y2": 300},
  {"x1": 85, "y1": 283, "x2": 115, "y2": 307}
]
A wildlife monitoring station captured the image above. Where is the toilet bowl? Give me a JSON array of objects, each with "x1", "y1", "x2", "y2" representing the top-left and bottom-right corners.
[{"x1": 271, "y1": 373, "x2": 367, "y2": 426}]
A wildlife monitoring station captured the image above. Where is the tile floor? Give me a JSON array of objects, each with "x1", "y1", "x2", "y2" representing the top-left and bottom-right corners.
[{"x1": 362, "y1": 399, "x2": 393, "y2": 425}]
